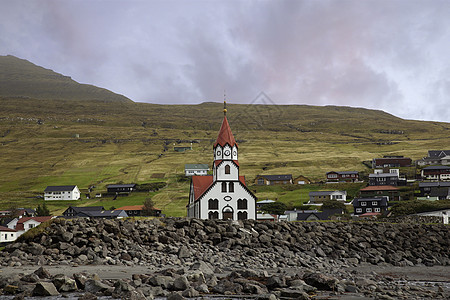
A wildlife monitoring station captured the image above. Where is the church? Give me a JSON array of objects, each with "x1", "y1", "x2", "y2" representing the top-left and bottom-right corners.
[{"x1": 187, "y1": 104, "x2": 257, "y2": 220}]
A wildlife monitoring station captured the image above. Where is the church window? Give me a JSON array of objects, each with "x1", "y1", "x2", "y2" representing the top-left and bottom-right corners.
[
  {"x1": 237, "y1": 211, "x2": 248, "y2": 220},
  {"x1": 225, "y1": 165, "x2": 230, "y2": 174},
  {"x1": 237, "y1": 198, "x2": 247, "y2": 209},
  {"x1": 208, "y1": 198, "x2": 218, "y2": 210},
  {"x1": 229, "y1": 182, "x2": 234, "y2": 192},
  {"x1": 208, "y1": 211, "x2": 219, "y2": 219},
  {"x1": 221, "y1": 182, "x2": 227, "y2": 192}
]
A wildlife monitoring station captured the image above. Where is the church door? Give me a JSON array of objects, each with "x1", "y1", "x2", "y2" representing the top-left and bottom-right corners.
[{"x1": 223, "y1": 212, "x2": 233, "y2": 220}]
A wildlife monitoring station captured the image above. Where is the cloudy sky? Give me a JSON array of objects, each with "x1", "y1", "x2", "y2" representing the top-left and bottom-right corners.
[{"x1": 1, "y1": 0, "x2": 450, "y2": 122}]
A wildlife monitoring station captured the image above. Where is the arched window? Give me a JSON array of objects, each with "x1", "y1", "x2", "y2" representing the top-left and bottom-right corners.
[
  {"x1": 237, "y1": 198, "x2": 247, "y2": 209},
  {"x1": 221, "y1": 182, "x2": 227, "y2": 192},
  {"x1": 208, "y1": 211, "x2": 219, "y2": 219},
  {"x1": 237, "y1": 211, "x2": 248, "y2": 220},
  {"x1": 229, "y1": 182, "x2": 234, "y2": 193},
  {"x1": 225, "y1": 165, "x2": 230, "y2": 174},
  {"x1": 208, "y1": 198, "x2": 218, "y2": 210}
]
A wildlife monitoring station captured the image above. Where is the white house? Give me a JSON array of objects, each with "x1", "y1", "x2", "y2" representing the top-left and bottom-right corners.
[
  {"x1": 44, "y1": 185, "x2": 81, "y2": 200},
  {"x1": 0, "y1": 226, "x2": 17, "y2": 243},
  {"x1": 187, "y1": 104, "x2": 257, "y2": 220},
  {"x1": 185, "y1": 164, "x2": 209, "y2": 176},
  {"x1": 4, "y1": 216, "x2": 54, "y2": 242}
]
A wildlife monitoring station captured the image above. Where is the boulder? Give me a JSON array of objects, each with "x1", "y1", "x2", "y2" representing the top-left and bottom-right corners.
[{"x1": 32, "y1": 282, "x2": 59, "y2": 296}]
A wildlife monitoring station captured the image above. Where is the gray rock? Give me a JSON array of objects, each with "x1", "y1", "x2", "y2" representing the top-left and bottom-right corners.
[
  {"x1": 53, "y1": 275, "x2": 77, "y2": 292},
  {"x1": 303, "y1": 272, "x2": 338, "y2": 291},
  {"x1": 32, "y1": 282, "x2": 59, "y2": 296},
  {"x1": 33, "y1": 266, "x2": 51, "y2": 279},
  {"x1": 279, "y1": 288, "x2": 310, "y2": 299},
  {"x1": 84, "y1": 279, "x2": 110, "y2": 293},
  {"x1": 149, "y1": 275, "x2": 172, "y2": 289},
  {"x1": 167, "y1": 292, "x2": 186, "y2": 300},
  {"x1": 171, "y1": 276, "x2": 190, "y2": 291},
  {"x1": 178, "y1": 245, "x2": 190, "y2": 258},
  {"x1": 182, "y1": 287, "x2": 200, "y2": 297}
]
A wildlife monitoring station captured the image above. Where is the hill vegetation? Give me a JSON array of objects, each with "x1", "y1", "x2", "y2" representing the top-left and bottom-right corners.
[{"x1": 0, "y1": 56, "x2": 449, "y2": 217}]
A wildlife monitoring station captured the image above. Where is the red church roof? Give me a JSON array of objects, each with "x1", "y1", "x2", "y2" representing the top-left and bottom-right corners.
[
  {"x1": 360, "y1": 185, "x2": 399, "y2": 191},
  {"x1": 192, "y1": 175, "x2": 247, "y2": 201},
  {"x1": 214, "y1": 116, "x2": 237, "y2": 148}
]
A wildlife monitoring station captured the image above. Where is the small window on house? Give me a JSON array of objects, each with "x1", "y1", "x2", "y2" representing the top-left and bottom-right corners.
[
  {"x1": 361, "y1": 202, "x2": 367, "y2": 206},
  {"x1": 221, "y1": 182, "x2": 227, "y2": 193},
  {"x1": 28, "y1": 224, "x2": 35, "y2": 229},
  {"x1": 374, "y1": 208, "x2": 381, "y2": 212},
  {"x1": 208, "y1": 198, "x2": 219, "y2": 210},
  {"x1": 208, "y1": 211, "x2": 219, "y2": 219},
  {"x1": 237, "y1": 211, "x2": 248, "y2": 220},
  {"x1": 372, "y1": 201, "x2": 378, "y2": 206},
  {"x1": 237, "y1": 198, "x2": 248, "y2": 209},
  {"x1": 356, "y1": 208, "x2": 362, "y2": 213},
  {"x1": 229, "y1": 182, "x2": 234, "y2": 193},
  {"x1": 225, "y1": 165, "x2": 230, "y2": 174},
  {"x1": 366, "y1": 208, "x2": 373, "y2": 213}
]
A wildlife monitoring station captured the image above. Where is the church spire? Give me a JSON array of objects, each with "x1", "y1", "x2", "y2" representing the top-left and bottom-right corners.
[{"x1": 214, "y1": 102, "x2": 237, "y2": 148}]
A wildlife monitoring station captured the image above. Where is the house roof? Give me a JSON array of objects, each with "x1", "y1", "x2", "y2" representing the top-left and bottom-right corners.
[
  {"x1": 214, "y1": 160, "x2": 239, "y2": 167},
  {"x1": 360, "y1": 185, "x2": 399, "y2": 191},
  {"x1": 107, "y1": 184, "x2": 136, "y2": 188},
  {"x1": 369, "y1": 173, "x2": 399, "y2": 178},
  {"x1": 327, "y1": 171, "x2": 359, "y2": 175},
  {"x1": 185, "y1": 164, "x2": 209, "y2": 170},
  {"x1": 214, "y1": 116, "x2": 237, "y2": 148},
  {"x1": 428, "y1": 150, "x2": 450, "y2": 158},
  {"x1": 353, "y1": 197, "x2": 388, "y2": 206},
  {"x1": 44, "y1": 185, "x2": 77, "y2": 192},
  {"x1": 191, "y1": 175, "x2": 247, "y2": 201},
  {"x1": 77, "y1": 210, "x2": 128, "y2": 218},
  {"x1": 422, "y1": 165, "x2": 450, "y2": 171},
  {"x1": 258, "y1": 175, "x2": 293, "y2": 181},
  {"x1": 257, "y1": 199, "x2": 276, "y2": 204},
  {"x1": 0, "y1": 225, "x2": 16, "y2": 232},
  {"x1": 115, "y1": 205, "x2": 144, "y2": 211},
  {"x1": 419, "y1": 182, "x2": 450, "y2": 188},
  {"x1": 359, "y1": 212, "x2": 381, "y2": 217},
  {"x1": 64, "y1": 206, "x2": 105, "y2": 214},
  {"x1": 17, "y1": 216, "x2": 53, "y2": 224}
]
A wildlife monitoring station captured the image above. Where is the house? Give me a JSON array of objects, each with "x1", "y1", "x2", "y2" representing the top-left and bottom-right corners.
[
  {"x1": 308, "y1": 191, "x2": 347, "y2": 204},
  {"x1": 326, "y1": 171, "x2": 359, "y2": 183},
  {"x1": 418, "y1": 182, "x2": 450, "y2": 200},
  {"x1": 359, "y1": 185, "x2": 401, "y2": 201},
  {"x1": 417, "y1": 150, "x2": 450, "y2": 166},
  {"x1": 257, "y1": 213, "x2": 277, "y2": 221},
  {"x1": 62, "y1": 206, "x2": 105, "y2": 217},
  {"x1": 369, "y1": 169, "x2": 406, "y2": 186},
  {"x1": 372, "y1": 156, "x2": 412, "y2": 168},
  {"x1": 106, "y1": 184, "x2": 136, "y2": 194},
  {"x1": 284, "y1": 208, "x2": 345, "y2": 221},
  {"x1": 187, "y1": 104, "x2": 257, "y2": 220},
  {"x1": 75, "y1": 210, "x2": 128, "y2": 219},
  {"x1": 114, "y1": 205, "x2": 162, "y2": 217},
  {"x1": 256, "y1": 199, "x2": 276, "y2": 210},
  {"x1": 0, "y1": 226, "x2": 18, "y2": 243},
  {"x1": 352, "y1": 196, "x2": 389, "y2": 216},
  {"x1": 254, "y1": 175, "x2": 293, "y2": 185},
  {"x1": 185, "y1": 164, "x2": 209, "y2": 176},
  {"x1": 416, "y1": 209, "x2": 449, "y2": 224},
  {"x1": 15, "y1": 216, "x2": 54, "y2": 232},
  {"x1": 293, "y1": 175, "x2": 311, "y2": 184},
  {"x1": 421, "y1": 166, "x2": 450, "y2": 181},
  {"x1": 44, "y1": 185, "x2": 81, "y2": 201}
]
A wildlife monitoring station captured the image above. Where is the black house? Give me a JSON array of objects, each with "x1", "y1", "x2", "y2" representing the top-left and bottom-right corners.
[
  {"x1": 419, "y1": 182, "x2": 450, "y2": 200},
  {"x1": 106, "y1": 184, "x2": 136, "y2": 194},
  {"x1": 353, "y1": 197, "x2": 389, "y2": 216},
  {"x1": 62, "y1": 206, "x2": 105, "y2": 217}
]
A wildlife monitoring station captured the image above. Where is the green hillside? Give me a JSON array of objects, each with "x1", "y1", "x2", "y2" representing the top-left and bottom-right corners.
[
  {"x1": 0, "y1": 55, "x2": 132, "y2": 103},
  {"x1": 0, "y1": 56, "x2": 449, "y2": 217}
]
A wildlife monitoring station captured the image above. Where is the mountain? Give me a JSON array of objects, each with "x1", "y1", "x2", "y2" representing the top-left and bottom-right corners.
[{"x1": 0, "y1": 55, "x2": 133, "y2": 103}]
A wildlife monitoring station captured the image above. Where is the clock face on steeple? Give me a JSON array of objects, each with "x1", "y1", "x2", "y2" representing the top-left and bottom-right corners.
[
  {"x1": 224, "y1": 150, "x2": 230, "y2": 156},
  {"x1": 233, "y1": 150, "x2": 237, "y2": 156}
]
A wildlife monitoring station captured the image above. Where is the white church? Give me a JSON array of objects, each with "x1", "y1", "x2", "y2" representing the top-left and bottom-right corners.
[{"x1": 187, "y1": 104, "x2": 257, "y2": 220}]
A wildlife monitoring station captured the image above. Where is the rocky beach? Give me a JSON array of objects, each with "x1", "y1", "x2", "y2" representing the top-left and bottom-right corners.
[{"x1": 0, "y1": 217, "x2": 449, "y2": 299}]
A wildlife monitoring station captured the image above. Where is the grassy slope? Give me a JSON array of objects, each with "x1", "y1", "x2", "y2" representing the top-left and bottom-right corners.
[
  {"x1": 1, "y1": 97, "x2": 449, "y2": 217},
  {"x1": 0, "y1": 55, "x2": 132, "y2": 103}
]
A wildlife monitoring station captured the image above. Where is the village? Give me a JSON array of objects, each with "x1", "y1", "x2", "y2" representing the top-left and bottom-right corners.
[{"x1": 1, "y1": 107, "x2": 449, "y2": 244}]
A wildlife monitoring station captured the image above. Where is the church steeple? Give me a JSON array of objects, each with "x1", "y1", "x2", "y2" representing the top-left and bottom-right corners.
[{"x1": 213, "y1": 102, "x2": 239, "y2": 181}]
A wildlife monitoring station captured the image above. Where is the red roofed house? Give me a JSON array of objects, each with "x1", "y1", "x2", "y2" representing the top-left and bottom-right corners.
[
  {"x1": 5, "y1": 216, "x2": 54, "y2": 241},
  {"x1": 187, "y1": 103, "x2": 257, "y2": 220},
  {"x1": 359, "y1": 185, "x2": 401, "y2": 201},
  {"x1": 0, "y1": 226, "x2": 18, "y2": 243}
]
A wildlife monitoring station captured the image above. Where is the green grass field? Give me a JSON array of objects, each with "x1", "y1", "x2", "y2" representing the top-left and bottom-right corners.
[{"x1": 1, "y1": 96, "x2": 450, "y2": 217}]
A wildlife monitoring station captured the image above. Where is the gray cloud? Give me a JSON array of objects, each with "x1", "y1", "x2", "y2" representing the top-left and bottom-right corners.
[{"x1": 1, "y1": 0, "x2": 450, "y2": 122}]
